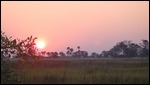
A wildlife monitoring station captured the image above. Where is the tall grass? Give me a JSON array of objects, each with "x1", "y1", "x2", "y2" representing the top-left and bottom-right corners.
[{"x1": 10, "y1": 58, "x2": 149, "y2": 84}]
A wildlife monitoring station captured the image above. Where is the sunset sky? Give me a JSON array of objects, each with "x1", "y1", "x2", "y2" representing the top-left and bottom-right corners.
[{"x1": 1, "y1": 1, "x2": 149, "y2": 54}]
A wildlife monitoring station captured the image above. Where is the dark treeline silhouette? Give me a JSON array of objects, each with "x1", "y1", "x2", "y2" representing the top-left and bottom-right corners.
[
  {"x1": 99, "y1": 40, "x2": 149, "y2": 58},
  {"x1": 40, "y1": 40, "x2": 149, "y2": 58}
]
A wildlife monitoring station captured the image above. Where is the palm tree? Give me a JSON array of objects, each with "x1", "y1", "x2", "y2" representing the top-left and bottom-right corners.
[
  {"x1": 66, "y1": 47, "x2": 70, "y2": 57},
  {"x1": 77, "y1": 46, "x2": 80, "y2": 51},
  {"x1": 70, "y1": 48, "x2": 74, "y2": 57},
  {"x1": 67, "y1": 47, "x2": 70, "y2": 51}
]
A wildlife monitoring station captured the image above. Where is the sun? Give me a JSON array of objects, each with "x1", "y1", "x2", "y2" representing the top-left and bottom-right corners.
[{"x1": 36, "y1": 41, "x2": 46, "y2": 49}]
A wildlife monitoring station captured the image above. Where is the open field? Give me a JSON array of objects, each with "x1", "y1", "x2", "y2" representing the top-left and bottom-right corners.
[{"x1": 10, "y1": 58, "x2": 149, "y2": 84}]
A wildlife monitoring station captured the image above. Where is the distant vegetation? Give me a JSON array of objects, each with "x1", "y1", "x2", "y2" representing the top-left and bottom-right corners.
[
  {"x1": 41, "y1": 40, "x2": 149, "y2": 59},
  {"x1": 1, "y1": 31, "x2": 149, "y2": 84},
  {"x1": 40, "y1": 40, "x2": 149, "y2": 59}
]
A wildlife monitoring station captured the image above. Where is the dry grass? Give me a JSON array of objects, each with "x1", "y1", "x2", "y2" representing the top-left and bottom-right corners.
[{"x1": 10, "y1": 58, "x2": 149, "y2": 84}]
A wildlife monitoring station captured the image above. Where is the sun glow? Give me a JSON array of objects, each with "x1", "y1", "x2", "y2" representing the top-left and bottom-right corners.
[{"x1": 36, "y1": 41, "x2": 46, "y2": 49}]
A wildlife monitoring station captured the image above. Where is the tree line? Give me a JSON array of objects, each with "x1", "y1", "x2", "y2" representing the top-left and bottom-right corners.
[
  {"x1": 100, "y1": 40, "x2": 149, "y2": 58},
  {"x1": 40, "y1": 40, "x2": 149, "y2": 58}
]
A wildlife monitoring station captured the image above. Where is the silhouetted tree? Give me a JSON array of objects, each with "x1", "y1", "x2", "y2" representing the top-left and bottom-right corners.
[
  {"x1": 14, "y1": 35, "x2": 39, "y2": 61},
  {"x1": 139, "y1": 40, "x2": 149, "y2": 57},
  {"x1": 72, "y1": 51, "x2": 80, "y2": 58},
  {"x1": 74, "y1": 51, "x2": 88, "y2": 58},
  {"x1": 81, "y1": 51, "x2": 88, "y2": 58},
  {"x1": 101, "y1": 51, "x2": 109, "y2": 57},
  {"x1": 127, "y1": 43, "x2": 140, "y2": 57},
  {"x1": 46, "y1": 52, "x2": 51, "y2": 57},
  {"x1": 59, "y1": 52, "x2": 66, "y2": 57},
  {"x1": 66, "y1": 47, "x2": 70, "y2": 57},
  {"x1": 54, "y1": 52, "x2": 58, "y2": 58},
  {"x1": 41, "y1": 51, "x2": 46, "y2": 56},
  {"x1": 51, "y1": 52, "x2": 58, "y2": 58},
  {"x1": 1, "y1": 31, "x2": 57, "y2": 83},
  {"x1": 91, "y1": 52, "x2": 99, "y2": 58},
  {"x1": 1, "y1": 31, "x2": 22, "y2": 83},
  {"x1": 70, "y1": 48, "x2": 74, "y2": 56},
  {"x1": 77, "y1": 46, "x2": 80, "y2": 51}
]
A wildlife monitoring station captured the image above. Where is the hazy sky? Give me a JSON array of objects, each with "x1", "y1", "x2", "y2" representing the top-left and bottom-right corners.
[{"x1": 1, "y1": 1, "x2": 149, "y2": 54}]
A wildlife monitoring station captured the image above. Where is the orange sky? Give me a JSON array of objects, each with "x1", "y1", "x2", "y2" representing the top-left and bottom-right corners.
[{"x1": 1, "y1": 1, "x2": 149, "y2": 54}]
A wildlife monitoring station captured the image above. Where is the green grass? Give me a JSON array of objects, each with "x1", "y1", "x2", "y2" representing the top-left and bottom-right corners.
[{"x1": 10, "y1": 58, "x2": 149, "y2": 84}]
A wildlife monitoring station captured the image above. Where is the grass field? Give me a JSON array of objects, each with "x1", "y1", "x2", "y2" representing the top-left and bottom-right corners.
[{"x1": 10, "y1": 58, "x2": 149, "y2": 84}]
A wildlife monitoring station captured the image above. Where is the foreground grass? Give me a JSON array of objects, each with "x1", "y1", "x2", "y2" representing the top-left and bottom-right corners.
[{"x1": 10, "y1": 58, "x2": 149, "y2": 84}]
